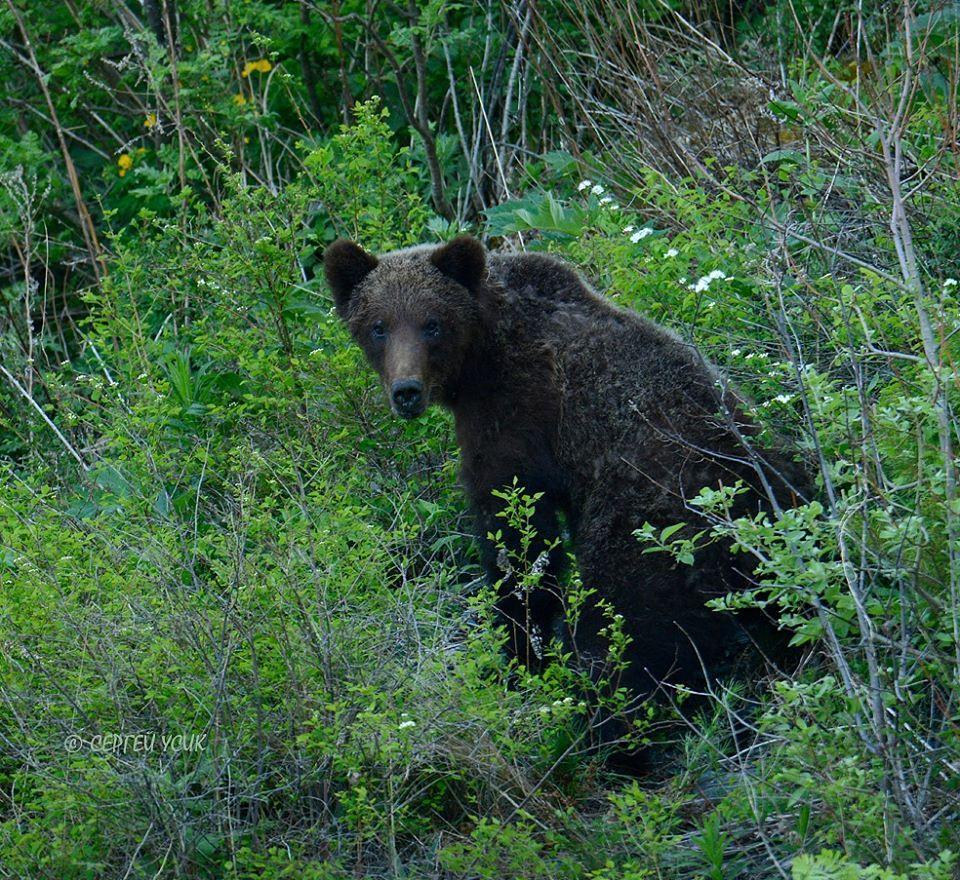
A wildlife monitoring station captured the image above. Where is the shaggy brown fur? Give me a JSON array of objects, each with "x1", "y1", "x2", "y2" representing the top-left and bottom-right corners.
[{"x1": 325, "y1": 235, "x2": 808, "y2": 726}]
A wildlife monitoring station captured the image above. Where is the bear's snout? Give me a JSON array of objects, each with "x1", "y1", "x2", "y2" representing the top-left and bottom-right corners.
[{"x1": 391, "y1": 378, "x2": 426, "y2": 418}]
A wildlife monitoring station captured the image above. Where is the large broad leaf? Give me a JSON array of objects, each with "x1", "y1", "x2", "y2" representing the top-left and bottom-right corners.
[
  {"x1": 760, "y1": 149, "x2": 804, "y2": 165},
  {"x1": 484, "y1": 191, "x2": 586, "y2": 239}
]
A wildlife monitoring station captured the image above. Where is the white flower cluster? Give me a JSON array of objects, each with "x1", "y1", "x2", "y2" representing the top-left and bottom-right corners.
[
  {"x1": 761, "y1": 392, "x2": 795, "y2": 407},
  {"x1": 576, "y1": 179, "x2": 605, "y2": 194},
  {"x1": 629, "y1": 227, "x2": 652, "y2": 243},
  {"x1": 945, "y1": 278, "x2": 957, "y2": 288},
  {"x1": 578, "y1": 179, "x2": 618, "y2": 208},
  {"x1": 688, "y1": 269, "x2": 731, "y2": 293},
  {"x1": 538, "y1": 695, "x2": 586, "y2": 715}
]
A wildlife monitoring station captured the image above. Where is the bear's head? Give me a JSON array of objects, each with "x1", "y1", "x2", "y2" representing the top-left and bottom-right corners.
[{"x1": 323, "y1": 235, "x2": 488, "y2": 419}]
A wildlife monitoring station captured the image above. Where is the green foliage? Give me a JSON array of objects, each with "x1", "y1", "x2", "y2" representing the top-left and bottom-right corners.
[
  {"x1": 791, "y1": 849, "x2": 957, "y2": 880},
  {"x1": 303, "y1": 96, "x2": 432, "y2": 248},
  {"x1": 2, "y1": 0, "x2": 960, "y2": 876},
  {"x1": 477, "y1": 68, "x2": 960, "y2": 865}
]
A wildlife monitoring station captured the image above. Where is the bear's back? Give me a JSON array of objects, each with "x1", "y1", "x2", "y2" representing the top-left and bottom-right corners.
[
  {"x1": 487, "y1": 251, "x2": 725, "y2": 423},
  {"x1": 488, "y1": 251, "x2": 617, "y2": 328},
  {"x1": 487, "y1": 251, "x2": 787, "y2": 517},
  {"x1": 487, "y1": 251, "x2": 700, "y2": 361}
]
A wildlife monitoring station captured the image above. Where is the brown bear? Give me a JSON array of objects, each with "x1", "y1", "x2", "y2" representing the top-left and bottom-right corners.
[{"x1": 323, "y1": 235, "x2": 807, "y2": 721}]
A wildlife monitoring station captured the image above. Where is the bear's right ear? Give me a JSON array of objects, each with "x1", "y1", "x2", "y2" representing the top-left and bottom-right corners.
[
  {"x1": 323, "y1": 239, "x2": 378, "y2": 317},
  {"x1": 430, "y1": 235, "x2": 486, "y2": 293}
]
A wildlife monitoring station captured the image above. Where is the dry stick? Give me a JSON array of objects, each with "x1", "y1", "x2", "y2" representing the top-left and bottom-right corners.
[
  {"x1": 329, "y1": 0, "x2": 354, "y2": 124},
  {"x1": 297, "y1": 1, "x2": 323, "y2": 121},
  {"x1": 537, "y1": 0, "x2": 910, "y2": 287},
  {"x1": 672, "y1": 637, "x2": 793, "y2": 878},
  {"x1": 442, "y1": 37, "x2": 483, "y2": 221},
  {"x1": 407, "y1": 0, "x2": 455, "y2": 220},
  {"x1": 499, "y1": 0, "x2": 533, "y2": 202},
  {"x1": 789, "y1": 0, "x2": 951, "y2": 832},
  {"x1": 468, "y1": 66, "x2": 523, "y2": 249},
  {"x1": 331, "y1": 5, "x2": 453, "y2": 219},
  {"x1": 5, "y1": 97, "x2": 113, "y2": 160},
  {"x1": 5, "y1": 1, "x2": 104, "y2": 283},
  {"x1": 529, "y1": 0, "x2": 725, "y2": 179},
  {"x1": 523, "y1": 12, "x2": 595, "y2": 166},
  {"x1": 860, "y1": 3, "x2": 960, "y2": 694},
  {"x1": 473, "y1": 0, "x2": 496, "y2": 198},
  {"x1": 120, "y1": 820, "x2": 155, "y2": 880},
  {"x1": 160, "y1": 0, "x2": 187, "y2": 195},
  {"x1": 80, "y1": 97, "x2": 129, "y2": 148},
  {"x1": 1, "y1": 242, "x2": 64, "y2": 424},
  {"x1": 0, "y1": 364, "x2": 88, "y2": 473},
  {"x1": 4, "y1": 171, "x2": 38, "y2": 404},
  {"x1": 108, "y1": 4, "x2": 218, "y2": 206},
  {"x1": 846, "y1": 287, "x2": 921, "y2": 844},
  {"x1": 520, "y1": 33, "x2": 531, "y2": 158},
  {"x1": 257, "y1": 66, "x2": 279, "y2": 196},
  {"x1": 0, "y1": 249, "x2": 33, "y2": 358},
  {"x1": 24, "y1": 214, "x2": 35, "y2": 444},
  {"x1": 624, "y1": 3, "x2": 701, "y2": 179},
  {"x1": 638, "y1": 123, "x2": 902, "y2": 288}
]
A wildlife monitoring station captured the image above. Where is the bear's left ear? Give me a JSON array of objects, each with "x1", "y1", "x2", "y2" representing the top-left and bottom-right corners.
[
  {"x1": 430, "y1": 235, "x2": 486, "y2": 293},
  {"x1": 323, "y1": 239, "x2": 378, "y2": 318}
]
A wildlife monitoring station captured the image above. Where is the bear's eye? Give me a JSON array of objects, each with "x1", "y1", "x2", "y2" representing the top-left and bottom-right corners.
[
  {"x1": 422, "y1": 319, "x2": 441, "y2": 340},
  {"x1": 370, "y1": 321, "x2": 387, "y2": 341}
]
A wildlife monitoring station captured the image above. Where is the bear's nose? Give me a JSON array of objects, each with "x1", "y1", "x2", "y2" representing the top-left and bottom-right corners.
[{"x1": 391, "y1": 379, "x2": 424, "y2": 416}]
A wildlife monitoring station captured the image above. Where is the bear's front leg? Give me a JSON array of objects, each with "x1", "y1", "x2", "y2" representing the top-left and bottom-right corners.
[{"x1": 471, "y1": 489, "x2": 567, "y2": 671}]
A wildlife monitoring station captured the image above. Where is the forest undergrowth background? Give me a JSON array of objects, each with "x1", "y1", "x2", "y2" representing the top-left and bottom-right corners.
[{"x1": 1, "y1": 1, "x2": 959, "y2": 877}]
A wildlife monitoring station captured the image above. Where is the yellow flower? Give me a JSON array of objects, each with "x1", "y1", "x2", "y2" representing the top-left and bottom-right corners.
[
  {"x1": 117, "y1": 153, "x2": 133, "y2": 177},
  {"x1": 241, "y1": 58, "x2": 272, "y2": 77},
  {"x1": 144, "y1": 112, "x2": 157, "y2": 128},
  {"x1": 233, "y1": 93, "x2": 247, "y2": 106}
]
